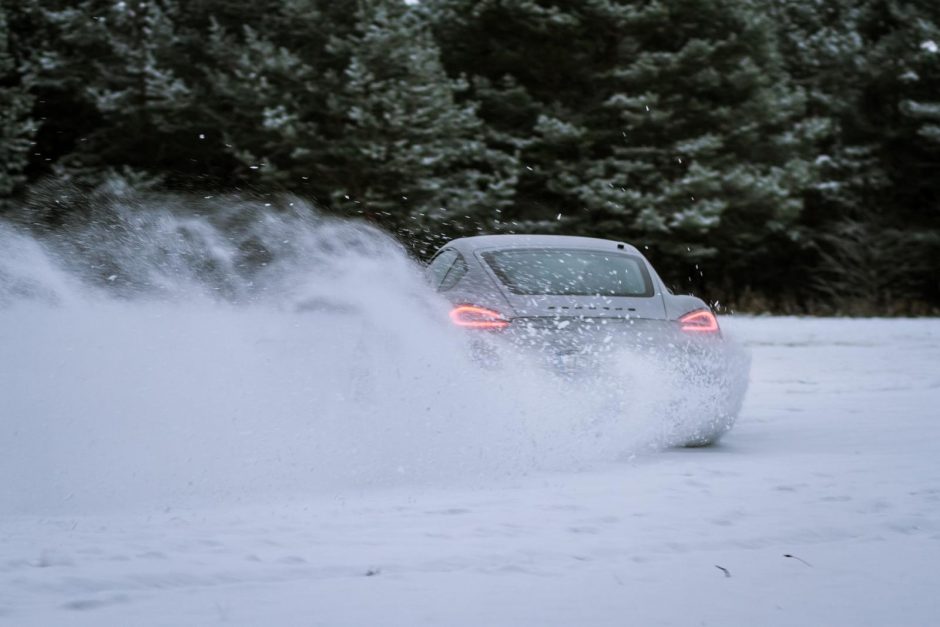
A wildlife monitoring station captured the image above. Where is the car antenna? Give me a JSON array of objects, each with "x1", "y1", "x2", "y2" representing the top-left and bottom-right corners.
[{"x1": 617, "y1": 243, "x2": 625, "y2": 250}]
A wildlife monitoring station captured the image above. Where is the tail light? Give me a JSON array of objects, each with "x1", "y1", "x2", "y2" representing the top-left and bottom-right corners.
[
  {"x1": 679, "y1": 309, "x2": 720, "y2": 334},
  {"x1": 450, "y1": 305, "x2": 510, "y2": 330}
]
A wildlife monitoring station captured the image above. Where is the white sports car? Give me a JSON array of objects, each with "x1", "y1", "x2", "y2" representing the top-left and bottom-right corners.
[{"x1": 426, "y1": 234, "x2": 749, "y2": 446}]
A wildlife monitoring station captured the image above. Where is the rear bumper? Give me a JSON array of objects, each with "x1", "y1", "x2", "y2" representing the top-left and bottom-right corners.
[
  {"x1": 506, "y1": 318, "x2": 721, "y2": 369},
  {"x1": 468, "y1": 321, "x2": 728, "y2": 379}
]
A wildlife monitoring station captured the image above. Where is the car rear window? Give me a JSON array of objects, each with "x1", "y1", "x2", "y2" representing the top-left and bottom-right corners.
[{"x1": 482, "y1": 249, "x2": 653, "y2": 297}]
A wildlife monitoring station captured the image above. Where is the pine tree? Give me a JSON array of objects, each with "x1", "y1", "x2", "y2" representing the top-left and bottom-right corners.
[
  {"x1": 182, "y1": 0, "x2": 366, "y2": 193},
  {"x1": 773, "y1": 0, "x2": 940, "y2": 309},
  {"x1": 0, "y1": 4, "x2": 36, "y2": 201},
  {"x1": 201, "y1": 15, "x2": 322, "y2": 186},
  {"x1": 863, "y1": 1, "x2": 940, "y2": 226},
  {"x1": 854, "y1": 0, "x2": 940, "y2": 306},
  {"x1": 325, "y1": 1, "x2": 517, "y2": 249},
  {"x1": 770, "y1": 0, "x2": 882, "y2": 220},
  {"x1": 17, "y1": 0, "x2": 204, "y2": 188}
]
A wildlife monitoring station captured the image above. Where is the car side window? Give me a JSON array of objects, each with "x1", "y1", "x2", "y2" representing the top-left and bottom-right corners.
[
  {"x1": 439, "y1": 254, "x2": 468, "y2": 291},
  {"x1": 426, "y1": 249, "x2": 457, "y2": 289}
]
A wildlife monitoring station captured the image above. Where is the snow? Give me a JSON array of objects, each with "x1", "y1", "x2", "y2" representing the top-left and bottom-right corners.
[
  {"x1": 2, "y1": 316, "x2": 939, "y2": 625},
  {"x1": 0, "y1": 212, "x2": 938, "y2": 625}
]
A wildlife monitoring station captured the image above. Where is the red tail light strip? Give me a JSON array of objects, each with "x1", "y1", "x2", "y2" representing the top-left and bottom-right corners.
[
  {"x1": 450, "y1": 305, "x2": 510, "y2": 329},
  {"x1": 679, "y1": 309, "x2": 720, "y2": 334}
]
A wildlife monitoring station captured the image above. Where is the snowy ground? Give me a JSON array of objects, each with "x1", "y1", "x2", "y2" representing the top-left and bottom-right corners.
[{"x1": 2, "y1": 316, "x2": 939, "y2": 626}]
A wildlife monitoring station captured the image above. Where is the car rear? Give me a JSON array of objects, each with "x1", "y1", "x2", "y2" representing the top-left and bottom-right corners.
[
  {"x1": 428, "y1": 235, "x2": 746, "y2": 445},
  {"x1": 442, "y1": 237, "x2": 719, "y2": 361}
]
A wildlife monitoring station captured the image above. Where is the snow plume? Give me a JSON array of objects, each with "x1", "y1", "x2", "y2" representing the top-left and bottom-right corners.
[{"x1": 0, "y1": 195, "x2": 747, "y2": 514}]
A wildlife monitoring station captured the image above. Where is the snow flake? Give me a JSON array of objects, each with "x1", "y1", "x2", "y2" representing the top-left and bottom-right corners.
[{"x1": 922, "y1": 40, "x2": 938, "y2": 54}]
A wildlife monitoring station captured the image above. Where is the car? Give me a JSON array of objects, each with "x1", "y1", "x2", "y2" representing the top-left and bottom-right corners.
[{"x1": 425, "y1": 234, "x2": 749, "y2": 446}]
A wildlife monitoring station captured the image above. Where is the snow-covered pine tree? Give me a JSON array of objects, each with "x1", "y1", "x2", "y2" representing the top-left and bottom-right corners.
[
  {"x1": 27, "y1": 0, "x2": 195, "y2": 187},
  {"x1": 202, "y1": 15, "x2": 322, "y2": 186},
  {"x1": 851, "y1": 0, "x2": 940, "y2": 306},
  {"x1": 325, "y1": 0, "x2": 518, "y2": 250},
  {"x1": 773, "y1": 0, "x2": 940, "y2": 309},
  {"x1": 0, "y1": 4, "x2": 36, "y2": 202},
  {"x1": 864, "y1": 2, "x2": 940, "y2": 221},
  {"x1": 770, "y1": 0, "x2": 883, "y2": 221}
]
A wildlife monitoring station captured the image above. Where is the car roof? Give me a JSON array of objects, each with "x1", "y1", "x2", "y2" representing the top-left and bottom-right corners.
[{"x1": 445, "y1": 234, "x2": 642, "y2": 255}]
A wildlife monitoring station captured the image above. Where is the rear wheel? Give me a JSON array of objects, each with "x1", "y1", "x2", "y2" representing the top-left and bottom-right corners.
[
  {"x1": 680, "y1": 411, "x2": 735, "y2": 447},
  {"x1": 681, "y1": 432, "x2": 724, "y2": 447}
]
